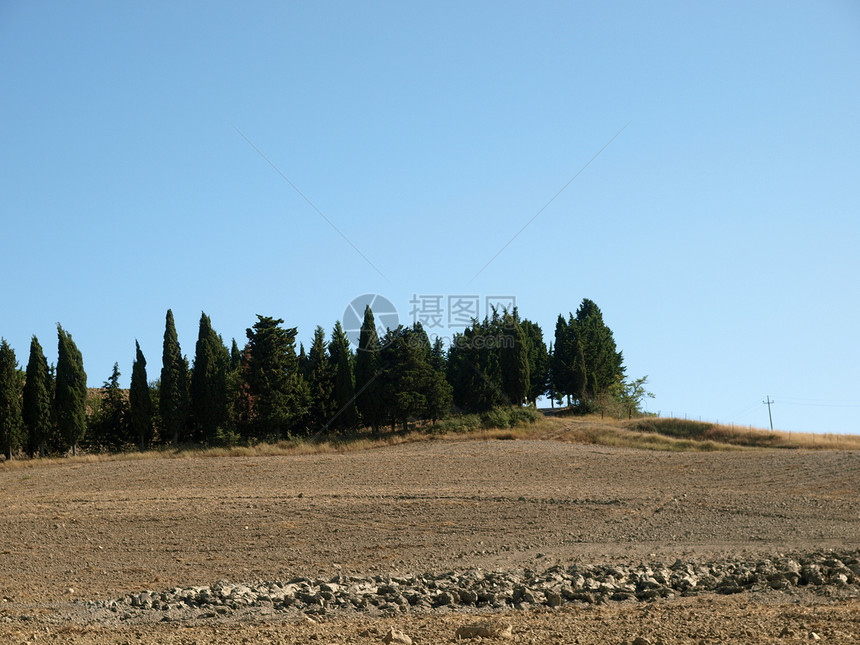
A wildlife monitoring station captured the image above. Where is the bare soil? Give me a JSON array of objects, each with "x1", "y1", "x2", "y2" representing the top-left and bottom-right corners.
[{"x1": 1, "y1": 437, "x2": 859, "y2": 643}]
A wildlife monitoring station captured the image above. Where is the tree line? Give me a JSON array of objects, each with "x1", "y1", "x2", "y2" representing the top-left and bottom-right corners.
[{"x1": 0, "y1": 298, "x2": 649, "y2": 458}]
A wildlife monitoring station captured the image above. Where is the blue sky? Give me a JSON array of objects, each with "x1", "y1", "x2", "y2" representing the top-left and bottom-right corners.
[{"x1": 2, "y1": 1, "x2": 858, "y2": 434}]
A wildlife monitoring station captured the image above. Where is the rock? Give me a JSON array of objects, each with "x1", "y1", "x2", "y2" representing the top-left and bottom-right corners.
[
  {"x1": 455, "y1": 621, "x2": 514, "y2": 640},
  {"x1": 809, "y1": 633, "x2": 820, "y2": 641},
  {"x1": 631, "y1": 638, "x2": 652, "y2": 645},
  {"x1": 545, "y1": 590, "x2": 563, "y2": 607},
  {"x1": 382, "y1": 627, "x2": 413, "y2": 644},
  {"x1": 434, "y1": 591, "x2": 456, "y2": 606}
]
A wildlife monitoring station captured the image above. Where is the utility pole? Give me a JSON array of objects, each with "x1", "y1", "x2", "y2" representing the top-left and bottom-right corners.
[{"x1": 763, "y1": 395, "x2": 775, "y2": 431}]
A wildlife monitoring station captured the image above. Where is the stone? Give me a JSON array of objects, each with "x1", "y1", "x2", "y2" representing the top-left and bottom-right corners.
[
  {"x1": 544, "y1": 590, "x2": 563, "y2": 607},
  {"x1": 382, "y1": 627, "x2": 413, "y2": 644},
  {"x1": 455, "y1": 621, "x2": 514, "y2": 640}
]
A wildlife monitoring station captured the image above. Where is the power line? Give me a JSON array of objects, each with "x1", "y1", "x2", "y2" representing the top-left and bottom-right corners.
[{"x1": 763, "y1": 395, "x2": 775, "y2": 432}]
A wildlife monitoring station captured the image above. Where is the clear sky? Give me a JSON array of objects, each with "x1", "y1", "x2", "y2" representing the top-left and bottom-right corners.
[{"x1": 2, "y1": 1, "x2": 858, "y2": 434}]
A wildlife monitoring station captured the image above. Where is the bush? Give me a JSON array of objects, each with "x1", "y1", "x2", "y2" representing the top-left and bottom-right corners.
[
  {"x1": 629, "y1": 417, "x2": 717, "y2": 439},
  {"x1": 212, "y1": 427, "x2": 242, "y2": 447},
  {"x1": 481, "y1": 406, "x2": 540, "y2": 430},
  {"x1": 433, "y1": 414, "x2": 482, "y2": 434}
]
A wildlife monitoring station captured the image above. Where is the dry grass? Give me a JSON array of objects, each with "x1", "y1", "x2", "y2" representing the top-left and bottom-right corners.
[
  {"x1": 625, "y1": 416, "x2": 860, "y2": 450},
  {"x1": 3, "y1": 412, "x2": 858, "y2": 472}
]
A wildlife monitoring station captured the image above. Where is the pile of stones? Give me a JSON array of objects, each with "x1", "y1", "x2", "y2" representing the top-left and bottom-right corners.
[{"x1": 93, "y1": 551, "x2": 859, "y2": 621}]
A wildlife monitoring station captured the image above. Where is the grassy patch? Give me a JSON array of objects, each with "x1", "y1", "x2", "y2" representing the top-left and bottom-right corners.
[
  {"x1": 626, "y1": 417, "x2": 860, "y2": 450},
  {"x1": 4, "y1": 408, "x2": 858, "y2": 472}
]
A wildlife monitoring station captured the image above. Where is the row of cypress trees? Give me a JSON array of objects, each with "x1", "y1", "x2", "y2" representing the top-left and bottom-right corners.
[
  {"x1": 0, "y1": 298, "x2": 628, "y2": 457},
  {"x1": 0, "y1": 327, "x2": 87, "y2": 459}
]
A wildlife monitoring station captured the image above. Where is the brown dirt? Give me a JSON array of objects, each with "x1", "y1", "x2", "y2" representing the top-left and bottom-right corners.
[{"x1": 1, "y1": 438, "x2": 859, "y2": 643}]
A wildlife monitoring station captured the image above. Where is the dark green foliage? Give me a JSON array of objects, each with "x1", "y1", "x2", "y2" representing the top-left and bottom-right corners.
[
  {"x1": 305, "y1": 326, "x2": 335, "y2": 430},
  {"x1": 520, "y1": 320, "x2": 549, "y2": 406},
  {"x1": 9, "y1": 298, "x2": 634, "y2": 454},
  {"x1": 160, "y1": 309, "x2": 189, "y2": 447},
  {"x1": 433, "y1": 405, "x2": 540, "y2": 434},
  {"x1": 354, "y1": 306, "x2": 384, "y2": 435},
  {"x1": 243, "y1": 315, "x2": 308, "y2": 440},
  {"x1": 448, "y1": 315, "x2": 510, "y2": 413},
  {"x1": 429, "y1": 336, "x2": 446, "y2": 373},
  {"x1": 230, "y1": 339, "x2": 242, "y2": 372},
  {"x1": 551, "y1": 299, "x2": 624, "y2": 407},
  {"x1": 55, "y1": 325, "x2": 87, "y2": 456},
  {"x1": 381, "y1": 325, "x2": 452, "y2": 430},
  {"x1": 0, "y1": 339, "x2": 23, "y2": 460},
  {"x1": 550, "y1": 314, "x2": 584, "y2": 405},
  {"x1": 91, "y1": 363, "x2": 128, "y2": 451},
  {"x1": 499, "y1": 311, "x2": 530, "y2": 406},
  {"x1": 190, "y1": 312, "x2": 231, "y2": 443},
  {"x1": 129, "y1": 341, "x2": 154, "y2": 451},
  {"x1": 22, "y1": 336, "x2": 53, "y2": 457},
  {"x1": 574, "y1": 298, "x2": 625, "y2": 397},
  {"x1": 328, "y1": 321, "x2": 359, "y2": 432}
]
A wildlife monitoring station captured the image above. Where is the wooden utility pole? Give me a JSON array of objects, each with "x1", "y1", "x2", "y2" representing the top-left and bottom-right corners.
[{"x1": 763, "y1": 395, "x2": 775, "y2": 431}]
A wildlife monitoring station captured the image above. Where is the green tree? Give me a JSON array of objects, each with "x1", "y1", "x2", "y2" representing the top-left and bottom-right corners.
[
  {"x1": 499, "y1": 311, "x2": 530, "y2": 406},
  {"x1": 305, "y1": 326, "x2": 335, "y2": 431},
  {"x1": 22, "y1": 336, "x2": 53, "y2": 457},
  {"x1": 619, "y1": 375, "x2": 654, "y2": 419},
  {"x1": 520, "y1": 320, "x2": 549, "y2": 406},
  {"x1": 243, "y1": 315, "x2": 307, "y2": 440},
  {"x1": 0, "y1": 340, "x2": 23, "y2": 460},
  {"x1": 448, "y1": 318, "x2": 504, "y2": 413},
  {"x1": 574, "y1": 298, "x2": 625, "y2": 398},
  {"x1": 190, "y1": 312, "x2": 231, "y2": 443},
  {"x1": 354, "y1": 306, "x2": 384, "y2": 435},
  {"x1": 55, "y1": 325, "x2": 87, "y2": 456},
  {"x1": 230, "y1": 339, "x2": 242, "y2": 372},
  {"x1": 91, "y1": 363, "x2": 128, "y2": 451},
  {"x1": 328, "y1": 321, "x2": 359, "y2": 432},
  {"x1": 429, "y1": 336, "x2": 447, "y2": 374},
  {"x1": 129, "y1": 341, "x2": 154, "y2": 451},
  {"x1": 160, "y1": 309, "x2": 189, "y2": 447},
  {"x1": 381, "y1": 325, "x2": 452, "y2": 430},
  {"x1": 550, "y1": 314, "x2": 588, "y2": 407}
]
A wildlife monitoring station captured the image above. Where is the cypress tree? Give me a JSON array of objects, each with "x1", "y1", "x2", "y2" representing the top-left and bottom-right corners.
[
  {"x1": 380, "y1": 326, "x2": 451, "y2": 431},
  {"x1": 160, "y1": 309, "x2": 188, "y2": 447},
  {"x1": 0, "y1": 339, "x2": 23, "y2": 460},
  {"x1": 550, "y1": 314, "x2": 574, "y2": 405},
  {"x1": 93, "y1": 363, "x2": 127, "y2": 451},
  {"x1": 520, "y1": 320, "x2": 549, "y2": 406},
  {"x1": 55, "y1": 325, "x2": 87, "y2": 456},
  {"x1": 429, "y1": 336, "x2": 447, "y2": 374},
  {"x1": 23, "y1": 336, "x2": 53, "y2": 457},
  {"x1": 244, "y1": 315, "x2": 305, "y2": 440},
  {"x1": 354, "y1": 306, "x2": 384, "y2": 435},
  {"x1": 306, "y1": 326, "x2": 335, "y2": 430},
  {"x1": 423, "y1": 333, "x2": 453, "y2": 424},
  {"x1": 191, "y1": 312, "x2": 230, "y2": 443},
  {"x1": 574, "y1": 299, "x2": 624, "y2": 397},
  {"x1": 328, "y1": 321, "x2": 358, "y2": 432},
  {"x1": 129, "y1": 341, "x2": 153, "y2": 451},
  {"x1": 230, "y1": 339, "x2": 242, "y2": 372},
  {"x1": 499, "y1": 311, "x2": 530, "y2": 406}
]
